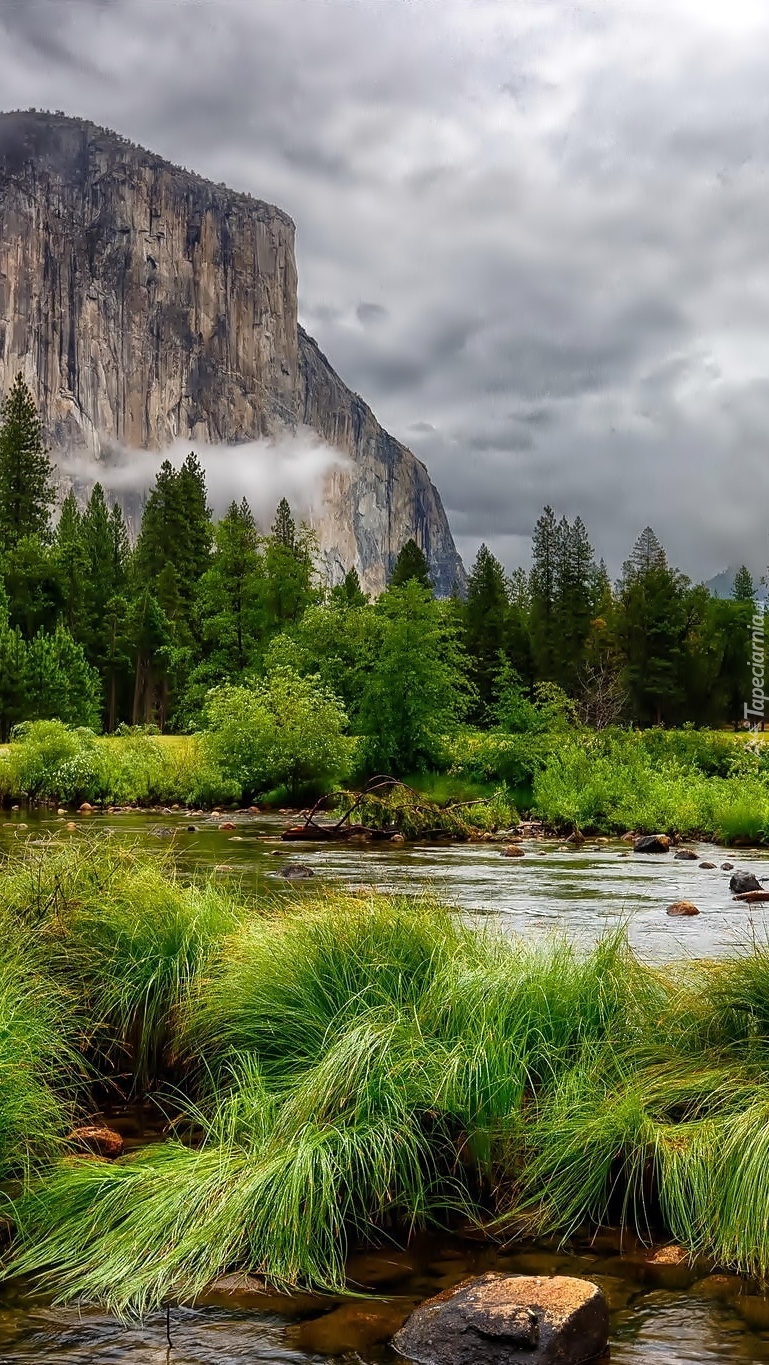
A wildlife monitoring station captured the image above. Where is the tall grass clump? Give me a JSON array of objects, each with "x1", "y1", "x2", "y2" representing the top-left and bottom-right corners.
[
  {"x1": 0, "y1": 923, "x2": 82, "y2": 1179},
  {"x1": 0, "y1": 837, "x2": 245, "y2": 1091}
]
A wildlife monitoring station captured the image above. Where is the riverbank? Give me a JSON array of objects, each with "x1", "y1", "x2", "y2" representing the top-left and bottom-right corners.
[
  {"x1": 0, "y1": 838, "x2": 768, "y2": 1319},
  {"x1": 4, "y1": 721, "x2": 769, "y2": 847}
]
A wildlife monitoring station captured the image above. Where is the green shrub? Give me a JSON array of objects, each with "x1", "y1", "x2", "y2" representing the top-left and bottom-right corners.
[{"x1": 203, "y1": 666, "x2": 353, "y2": 802}]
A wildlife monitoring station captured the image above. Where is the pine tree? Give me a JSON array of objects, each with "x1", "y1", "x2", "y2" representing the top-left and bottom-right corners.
[
  {"x1": 263, "y1": 501, "x2": 317, "y2": 630},
  {"x1": 617, "y1": 527, "x2": 691, "y2": 724},
  {"x1": 54, "y1": 491, "x2": 88, "y2": 637},
  {"x1": 464, "y1": 544, "x2": 510, "y2": 718},
  {"x1": 0, "y1": 374, "x2": 54, "y2": 549},
  {"x1": 390, "y1": 539, "x2": 431, "y2": 590},
  {"x1": 553, "y1": 515, "x2": 596, "y2": 692},
  {"x1": 529, "y1": 505, "x2": 560, "y2": 680},
  {"x1": 331, "y1": 567, "x2": 367, "y2": 609},
  {"x1": 135, "y1": 455, "x2": 212, "y2": 613},
  {"x1": 732, "y1": 565, "x2": 755, "y2": 602},
  {"x1": 272, "y1": 497, "x2": 296, "y2": 551}
]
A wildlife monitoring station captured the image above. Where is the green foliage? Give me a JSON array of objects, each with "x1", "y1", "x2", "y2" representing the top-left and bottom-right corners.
[
  {"x1": 203, "y1": 666, "x2": 353, "y2": 800},
  {"x1": 0, "y1": 929, "x2": 80, "y2": 1180},
  {"x1": 0, "y1": 722, "x2": 229, "y2": 807},
  {"x1": 531, "y1": 727, "x2": 769, "y2": 840},
  {"x1": 359, "y1": 580, "x2": 470, "y2": 773},
  {"x1": 0, "y1": 373, "x2": 54, "y2": 549}
]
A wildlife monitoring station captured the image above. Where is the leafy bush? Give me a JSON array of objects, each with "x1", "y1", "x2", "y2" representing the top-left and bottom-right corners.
[{"x1": 203, "y1": 666, "x2": 353, "y2": 801}]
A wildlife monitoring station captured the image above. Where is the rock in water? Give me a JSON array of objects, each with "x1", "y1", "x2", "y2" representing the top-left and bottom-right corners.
[
  {"x1": 392, "y1": 1272, "x2": 609, "y2": 1365},
  {"x1": 634, "y1": 834, "x2": 671, "y2": 853},
  {"x1": 279, "y1": 863, "x2": 314, "y2": 880},
  {"x1": 666, "y1": 901, "x2": 700, "y2": 917},
  {"x1": 729, "y1": 871, "x2": 763, "y2": 895},
  {"x1": 0, "y1": 111, "x2": 464, "y2": 597},
  {"x1": 674, "y1": 849, "x2": 698, "y2": 860}
]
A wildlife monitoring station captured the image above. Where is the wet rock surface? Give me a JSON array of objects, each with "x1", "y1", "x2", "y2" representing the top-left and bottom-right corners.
[
  {"x1": 730, "y1": 871, "x2": 764, "y2": 894},
  {"x1": 634, "y1": 835, "x2": 671, "y2": 853},
  {"x1": 393, "y1": 1272, "x2": 609, "y2": 1365},
  {"x1": 666, "y1": 901, "x2": 700, "y2": 917}
]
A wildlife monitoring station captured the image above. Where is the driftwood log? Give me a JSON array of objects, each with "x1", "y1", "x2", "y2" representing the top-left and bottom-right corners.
[{"x1": 281, "y1": 776, "x2": 496, "y2": 843}]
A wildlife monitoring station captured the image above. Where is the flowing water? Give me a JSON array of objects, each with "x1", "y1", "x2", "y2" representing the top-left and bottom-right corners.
[{"x1": 2, "y1": 806, "x2": 769, "y2": 1362}]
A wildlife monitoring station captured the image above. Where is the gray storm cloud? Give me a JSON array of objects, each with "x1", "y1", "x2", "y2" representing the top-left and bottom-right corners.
[{"x1": 59, "y1": 429, "x2": 350, "y2": 526}]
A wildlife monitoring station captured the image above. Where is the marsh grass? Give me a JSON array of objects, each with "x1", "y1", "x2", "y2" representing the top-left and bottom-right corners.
[
  {"x1": 0, "y1": 923, "x2": 83, "y2": 1180},
  {"x1": 0, "y1": 837, "x2": 246, "y2": 1092}
]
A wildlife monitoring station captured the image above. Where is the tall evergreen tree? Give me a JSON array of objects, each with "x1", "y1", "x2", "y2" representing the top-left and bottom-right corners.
[
  {"x1": 616, "y1": 528, "x2": 691, "y2": 725},
  {"x1": 732, "y1": 565, "x2": 755, "y2": 602},
  {"x1": 54, "y1": 491, "x2": 88, "y2": 638},
  {"x1": 390, "y1": 539, "x2": 431, "y2": 590},
  {"x1": 0, "y1": 374, "x2": 54, "y2": 549},
  {"x1": 464, "y1": 544, "x2": 510, "y2": 718},
  {"x1": 529, "y1": 505, "x2": 560, "y2": 680},
  {"x1": 272, "y1": 497, "x2": 297, "y2": 551}
]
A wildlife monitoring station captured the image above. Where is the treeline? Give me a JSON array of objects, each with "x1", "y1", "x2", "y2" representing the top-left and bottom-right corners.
[{"x1": 0, "y1": 374, "x2": 758, "y2": 747}]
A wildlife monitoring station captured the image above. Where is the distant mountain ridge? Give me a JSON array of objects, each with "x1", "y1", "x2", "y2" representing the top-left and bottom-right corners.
[{"x1": 0, "y1": 109, "x2": 465, "y2": 595}]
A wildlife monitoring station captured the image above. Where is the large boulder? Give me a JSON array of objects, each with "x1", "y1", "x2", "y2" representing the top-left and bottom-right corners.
[
  {"x1": 633, "y1": 834, "x2": 670, "y2": 853},
  {"x1": 729, "y1": 871, "x2": 763, "y2": 895},
  {"x1": 392, "y1": 1272, "x2": 609, "y2": 1365}
]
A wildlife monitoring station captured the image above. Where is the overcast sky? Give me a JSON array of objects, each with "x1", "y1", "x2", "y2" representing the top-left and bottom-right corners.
[{"x1": 2, "y1": 0, "x2": 769, "y2": 580}]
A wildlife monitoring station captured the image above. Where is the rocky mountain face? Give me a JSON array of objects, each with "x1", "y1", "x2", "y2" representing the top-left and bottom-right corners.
[{"x1": 0, "y1": 110, "x2": 464, "y2": 594}]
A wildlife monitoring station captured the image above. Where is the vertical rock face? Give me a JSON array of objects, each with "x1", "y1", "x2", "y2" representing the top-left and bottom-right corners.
[{"x1": 0, "y1": 110, "x2": 464, "y2": 594}]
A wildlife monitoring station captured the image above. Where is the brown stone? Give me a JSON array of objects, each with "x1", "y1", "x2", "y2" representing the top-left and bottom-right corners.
[
  {"x1": 67, "y1": 1125, "x2": 124, "y2": 1159},
  {"x1": 218, "y1": 821, "x2": 237, "y2": 831},
  {"x1": 390, "y1": 833, "x2": 407, "y2": 845},
  {"x1": 78, "y1": 802, "x2": 94, "y2": 813},
  {"x1": 721, "y1": 862, "x2": 734, "y2": 871},
  {"x1": 666, "y1": 901, "x2": 700, "y2": 917},
  {"x1": 502, "y1": 845, "x2": 525, "y2": 858},
  {"x1": 634, "y1": 834, "x2": 671, "y2": 853},
  {"x1": 699, "y1": 861, "x2": 716, "y2": 869},
  {"x1": 301, "y1": 1301, "x2": 415, "y2": 1354},
  {"x1": 392, "y1": 1272, "x2": 609, "y2": 1365},
  {"x1": 674, "y1": 849, "x2": 698, "y2": 860},
  {"x1": 734, "y1": 890, "x2": 769, "y2": 903}
]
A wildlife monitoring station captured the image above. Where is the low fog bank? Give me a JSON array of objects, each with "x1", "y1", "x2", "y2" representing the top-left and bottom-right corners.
[{"x1": 57, "y1": 428, "x2": 350, "y2": 528}]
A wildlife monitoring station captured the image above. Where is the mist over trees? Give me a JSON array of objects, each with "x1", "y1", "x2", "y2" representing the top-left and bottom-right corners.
[{"x1": 0, "y1": 376, "x2": 760, "y2": 753}]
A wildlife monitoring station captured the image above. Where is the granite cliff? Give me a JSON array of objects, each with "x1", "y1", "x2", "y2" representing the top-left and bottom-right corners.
[{"x1": 0, "y1": 110, "x2": 464, "y2": 594}]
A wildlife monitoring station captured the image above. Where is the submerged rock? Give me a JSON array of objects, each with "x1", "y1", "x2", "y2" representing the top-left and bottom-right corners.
[
  {"x1": 729, "y1": 871, "x2": 763, "y2": 895},
  {"x1": 721, "y1": 862, "x2": 734, "y2": 871},
  {"x1": 634, "y1": 834, "x2": 670, "y2": 853},
  {"x1": 300, "y1": 1300, "x2": 414, "y2": 1354},
  {"x1": 392, "y1": 1272, "x2": 609, "y2": 1365},
  {"x1": 699, "y1": 861, "x2": 716, "y2": 869},
  {"x1": 501, "y1": 845, "x2": 525, "y2": 858},
  {"x1": 674, "y1": 849, "x2": 698, "y2": 860},
  {"x1": 666, "y1": 901, "x2": 700, "y2": 917},
  {"x1": 279, "y1": 863, "x2": 315, "y2": 880},
  {"x1": 219, "y1": 821, "x2": 237, "y2": 831}
]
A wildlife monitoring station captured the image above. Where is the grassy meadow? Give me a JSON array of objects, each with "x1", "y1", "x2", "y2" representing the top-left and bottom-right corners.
[{"x1": 0, "y1": 837, "x2": 767, "y2": 1314}]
